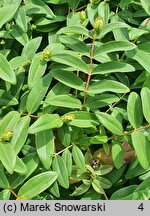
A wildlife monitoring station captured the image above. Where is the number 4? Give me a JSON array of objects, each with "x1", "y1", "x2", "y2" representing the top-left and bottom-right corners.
[{"x1": 138, "y1": 203, "x2": 144, "y2": 211}]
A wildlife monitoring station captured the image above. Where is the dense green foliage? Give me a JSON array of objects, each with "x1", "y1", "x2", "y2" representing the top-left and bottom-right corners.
[{"x1": 0, "y1": 0, "x2": 150, "y2": 200}]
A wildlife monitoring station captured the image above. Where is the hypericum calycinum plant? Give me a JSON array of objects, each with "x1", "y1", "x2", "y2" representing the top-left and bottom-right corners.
[{"x1": 0, "y1": 0, "x2": 150, "y2": 200}]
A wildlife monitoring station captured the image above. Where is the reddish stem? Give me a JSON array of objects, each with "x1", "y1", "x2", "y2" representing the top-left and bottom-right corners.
[
  {"x1": 109, "y1": 124, "x2": 150, "y2": 141},
  {"x1": 21, "y1": 113, "x2": 40, "y2": 118},
  {"x1": 9, "y1": 188, "x2": 18, "y2": 198}
]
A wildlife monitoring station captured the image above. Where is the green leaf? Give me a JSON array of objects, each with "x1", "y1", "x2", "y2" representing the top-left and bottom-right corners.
[
  {"x1": 11, "y1": 153, "x2": 39, "y2": 189},
  {"x1": 45, "y1": 82, "x2": 70, "y2": 101},
  {"x1": 140, "y1": 0, "x2": 150, "y2": 15},
  {"x1": 86, "y1": 164, "x2": 96, "y2": 175},
  {"x1": 86, "y1": 94, "x2": 119, "y2": 110},
  {"x1": 0, "y1": 143, "x2": 16, "y2": 174},
  {"x1": 52, "y1": 155, "x2": 69, "y2": 189},
  {"x1": 94, "y1": 41, "x2": 136, "y2": 56},
  {"x1": 125, "y1": 158, "x2": 149, "y2": 180},
  {"x1": 97, "y1": 176, "x2": 112, "y2": 189},
  {"x1": 112, "y1": 141, "x2": 124, "y2": 169},
  {"x1": 98, "y1": 1, "x2": 110, "y2": 24},
  {"x1": 132, "y1": 131, "x2": 150, "y2": 170},
  {"x1": 96, "y1": 112, "x2": 123, "y2": 135},
  {"x1": 120, "y1": 0, "x2": 133, "y2": 8},
  {"x1": 48, "y1": 181, "x2": 60, "y2": 198},
  {"x1": 110, "y1": 185, "x2": 137, "y2": 200},
  {"x1": 111, "y1": 14, "x2": 129, "y2": 41},
  {"x1": 0, "y1": 111, "x2": 20, "y2": 136},
  {"x1": 92, "y1": 179, "x2": 104, "y2": 194},
  {"x1": 141, "y1": 87, "x2": 150, "y2": 123},
  {"x1": 43, "y1": 43, "x2": 65, "y2": 57},
  {"x1": 18, "y1": 171, "x2": 58, "y2": 199},
  {"x1": 27, "y1": 73, "x2": 52, "y2": 114},
  {"x1": 126, "y1": 49, "x2": 150, "y2": 72},
  {"x1": 9, "y1": 56, "x2": 29, "y2": 70},
  {"x1": 0, "y1": 53, "x2": 16, "y2": 84},
  {"x1": 106, "y1": 166, "x2": 126, "y2": 184},
  {"x1": 45, "y1": 94, "x2": 82, "y2": 109},
  {"x1": 14, "y1": 157, "x2": 27, "y2": 174},
  {"x1": 57, "y1": 124, "x2": 71, "y2": 147},
  {"x1": 10, "y1": 25, "x2": 29, "y2": 46},
  {"x1": 127, "y1": 92, "x2": 143, "y2": 128},
  {"x1": 70, "y1": 183, "x2": 90, "y2": 196},
  {"x1": 93, "y1": 61, "x2": 135, "y2": 75},
  {"x1": 0, "y1": 0, "x2": 21, "y2": 28},
  {"x1": 68, "y1": 0, "x2": 80, "y2": 10},
  {"x1": 72, "y1": 145, "x2": 86, "y2": 171},
  {"x1": 28, "y1": 55, "x2": 47, "y2": 89},
  {"x1": 129, "y1": 28, "x2": 147, "y2": 41},
  {"x1": 68, "y1": 111, "x2": 99, "y2": 128},
  {"x1": 62, "y1": 149, "x2": 72, "y2": 177},
  {"x1": 134, "y1": 176, "x2": 150, "y2": 197},
  {"x1": 57, "y1": 26, "x2": 90, "y2": 37},
  {"x1": 50, "y1": 69, "x2": 85, "y2": 91},
  {"x1": 87, "y1": 3, "x2": 98, "y2": 26},
  {"x1": 11, "y1": 116, "x2": 30, "y2": 155},
  {"x1": 88, "y1": 79, "x2": 130, "y2": 94},
  {"x1": 26, "y1": 0, "x2": 54, "y2": 16},
  {"x1": 94, "y1": 165, "x2": 113, "y2": 175},
  {"x1": 138, "y1": 42, "x2": 150, "y2": 54},
  {"x1": 28, "y1": 114, "x2": 63, "y2": 134},
  {"x1": 0, "y1": 189, "x2": 11, "y2": 200},
  {"x1": 10, "y1": 67, "x2": 25, "y2": 99},
  {"x1": 58, "y1": 35, "x2": 90, "y2": 55},
  {"x1": 98, "y1": 22, "x2": 129, "y2": 39},
  {"x1": 14, "y1": 6, "x2": 28, "y2": 32},
  {"x1": 21, "y1": 37, "x2": 42, "y2": 60},
  {"x1": 0, "y1": 170, "x2": 9, "y2": 189},
  {"x1": 51, "y1": 52, "x2": 89, "y2": 73},
  {"x1": 36, "y1": 130, "x2": 55, "y2": 170},
  {"x1": 0, "y1": 90, "x2": 18, "y2": 106},
  {"x1": 90, "y1": 135, "x2": 108, "y2": 144}
]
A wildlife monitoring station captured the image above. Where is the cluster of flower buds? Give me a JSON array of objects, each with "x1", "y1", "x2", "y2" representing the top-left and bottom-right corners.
[
  {"x1": 61, "y1": 114, "x2": 75, "y2": 122},
  {"x1": 42, "y1": 49, "x2": 53, "y2": 61},
  {"x1": 0, "y1": 130, "x2": 13, "y2": 142}
]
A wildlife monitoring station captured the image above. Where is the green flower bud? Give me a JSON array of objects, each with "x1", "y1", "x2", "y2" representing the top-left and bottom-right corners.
[
  {"x1": 93, "y1": 16, "x2": 104, "y2": 35},
  {"x1": 42, "y1": 49, "x2": 53, "y2": 61},
  {"x1": 30, "y1": 24, "x2": 36, "y2": 30},
  {"x1": 79, "y1": 11, "x2": 86, "y2": 22},
  {"x1": 61, "y1": 114, "x2": 75, "y2": 122},
  {"x1": 0, "y1": 130, "x2": 13, "y2": 142},
  {"x1": 0, "y1": 39, "x2": 5, "y2": 45},
  {"x1": 5, "y1": 23, "x2": 11, "y2": 31}
]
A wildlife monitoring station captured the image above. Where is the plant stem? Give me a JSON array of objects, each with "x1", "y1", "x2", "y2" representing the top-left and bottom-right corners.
[
  {"x1": 109, "y1": 124, "x2": 150, "y2": 141},
  {"x1": 82, "y1": 39, "x2": 95, "y2": 110},
  {"x1": 9, "y1": 188, "x2": 18, "y2": 199},
  {"x1": 21, "y1": 113, "x2": 40, "y2": 118},
  {"x1": 126, "y1": 124, "x2": 150, "y2": 135},
  {"x1": 105, "y1": 93, "x2": 126, "y2": 113},
  {"x1": 53, "y1": 144, "x2": 73, "y2": 157},
  {"x1": 74, "y1": 5, "x2": 87, "y2": 12},
  {"x1": 103, "y1": 190, "x2": 109, "y2": 200}
]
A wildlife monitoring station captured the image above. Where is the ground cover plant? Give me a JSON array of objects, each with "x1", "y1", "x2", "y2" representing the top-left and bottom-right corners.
[{"x1": 0, "y1": 0, "x2": 150, "y2": 200}]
